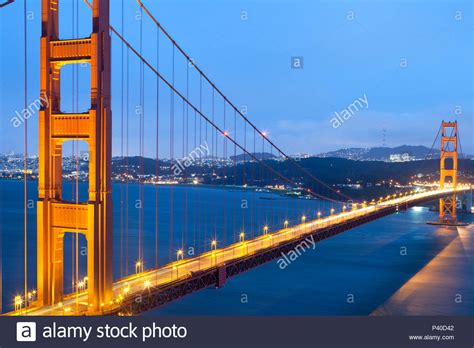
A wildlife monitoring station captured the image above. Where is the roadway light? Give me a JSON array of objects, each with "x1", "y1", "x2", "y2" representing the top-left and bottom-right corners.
[
  {"x1": 144, "y1": 280, "x2": 151, "y2": 289},
  {"x1": 284, "y1": 220, "x2": 289, "y2": 228},
  {"x1": 14, "y1": 295, "x2": 22, "y2": 311},
  {"x1": 263, "y1": 225, "x2": 269, "y2": 234},
  {"x1": 301, "y1": 215, "x2": 306, "y2": 223},
  {"x1": 77, "y1": 281, "x2": 85, "y2": 291},
  {"x1": 239, "y1": 232, "x2": 245, "y2": 242},
  {"x1": 342, "y1": 205, "x2": 346, "y2": 212},
  {"x1": 211, "y1": 240, "x2": 217, "y2": 250},
  {"x1": 135, "y1": 260, "x2": 143, "y2": 273},
  {"x1": 330, "y1": 208, "x2": 335, "y2": 215},
  {"x1": 317, "y1": 211, "x2": 321, "y2": 218},
  {"x1": 177, "y1": 249, "x2": 184, "y2": 260}
]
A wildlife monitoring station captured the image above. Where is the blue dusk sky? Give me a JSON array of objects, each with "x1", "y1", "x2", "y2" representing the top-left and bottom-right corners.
[{"x1": 1, "y1": 0, "x2": 473, "y2": 157}]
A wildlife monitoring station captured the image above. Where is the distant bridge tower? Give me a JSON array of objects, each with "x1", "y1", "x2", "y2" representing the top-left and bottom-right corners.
[
  {"x1": 37, "y1": 0, "x2": 112, "y2": 311},
  {"x1": 438, "y1": 121, "x2": 458, "y2": 224}
]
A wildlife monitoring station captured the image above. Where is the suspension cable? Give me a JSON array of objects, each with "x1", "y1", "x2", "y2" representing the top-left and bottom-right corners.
[
  {"x1": 23, "y1": 0, "x2": 28, "y2": 313},
  {"x1": 109, "y1": 27, "x2": 345, "y2": 204},
  {"x1": 425, "y1": 124, "x2": 442, "y2": 160},
  {"x1": 135, "y1": 0, "x2": 352, "y2": 202}
]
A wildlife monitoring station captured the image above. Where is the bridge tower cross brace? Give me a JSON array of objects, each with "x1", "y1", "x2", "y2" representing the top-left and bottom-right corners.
[
  {"x1": 37, "y1": 0, "x2": 112, "y2": 312},
  {"x1": 438, "y1": 121, "x2": 458, "y2": 224}
]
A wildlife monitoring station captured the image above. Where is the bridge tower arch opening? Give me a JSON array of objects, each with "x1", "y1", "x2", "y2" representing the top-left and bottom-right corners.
[
  {"x1": 37, "y1": 0, "x2": 112, "y2": 312},
  {"x1": 438, "y1": 121, "x2": 458, "y2": 225}
]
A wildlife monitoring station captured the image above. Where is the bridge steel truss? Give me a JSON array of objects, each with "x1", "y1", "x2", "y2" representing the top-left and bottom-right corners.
[
  {"x1": 107, "y1": 192, "x2": 450, "y2": 316},
  {"x1": 37, "y1": 0, "x2": 113, "y2": 311},
  {"x1": 438, "y1": 121, "x2": 458, "y2": 224}
]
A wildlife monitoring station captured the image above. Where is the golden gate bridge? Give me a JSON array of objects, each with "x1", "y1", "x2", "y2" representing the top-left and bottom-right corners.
[{"x1": 2, "y1": 0, "x2": 471, "y2": 316}]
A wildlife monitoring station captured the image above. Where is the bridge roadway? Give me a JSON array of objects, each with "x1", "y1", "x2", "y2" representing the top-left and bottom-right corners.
[{"x1": 8, "y1": 186, "x2": 471, "y2": 316}]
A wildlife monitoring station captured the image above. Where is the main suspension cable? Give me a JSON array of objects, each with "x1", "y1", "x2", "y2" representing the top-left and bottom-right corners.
[
  {"x1": 135, "y1": 0, "x2": 352, "y2": 202},
  {"x1": 109, "y1": 27, "x2": 345, "y2": 204}
]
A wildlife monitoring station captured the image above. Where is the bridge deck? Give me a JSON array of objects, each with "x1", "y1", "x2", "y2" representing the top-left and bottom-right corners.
[{"x1": 7, "y1": 187, "x2": 470, "y2": 316}]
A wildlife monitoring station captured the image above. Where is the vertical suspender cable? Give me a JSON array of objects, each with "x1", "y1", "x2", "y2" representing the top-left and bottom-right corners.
[
  {"x1": 74, "y1": 0, "x2": 79, "y2": 306},
  {"x1": 155, "y1": 22, "x2": 160, "y2": 270},
  {"x1": 169, "y1": 45, "x2": 175, "y2": 261},
  {"x1": 23, "y1": 0, "x2": 28, "y2": 313},
  {"x1": 125, "y1": 48, "x2": 130, "y2": 275},
  {"x1": 120, "y1": 0, "x2": 125, "y2": 279},
  {"x1": 71, "y1": 0, "x2": 76, "y2": 295},
  {"x1": 233, "y1": 110, "x2": 237, "y2": 243},
  {"x1": 138, "y1": 6, "x2": 143, "y2": 267}
]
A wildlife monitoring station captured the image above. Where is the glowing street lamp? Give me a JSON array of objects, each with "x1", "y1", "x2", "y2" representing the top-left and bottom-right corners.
[
  {"x1": 239, "y1": 232, "x2": 245, "y2": 242},
  {"x1": 211, "y1": 240, "x2": 217, "y2": 250},
  {"x1": 330, "y1": 208, "x2": 335, "y2": 215},
  {"x1": 342, "y1": 205, "x2": 347, "y2": 212},
  {"x1": 14, "y1": 295, "x2": 22, "y2": 311},
  {"x1": 284, "y1": 220, "x2": 289, "y2": 228},
  {"x1": 177, "y1": 249, "x2": 184, "y2": 260},
  {"x1": 135, "y1": 260, "x2": 143, "y2": 273},
  {"x1": 301, "y1": 215, "x2": 306, "y2": 223},
  {"x1": 317, "y1": 211, "x2": 321, "y2": 219},
  {"x1": 77, "y1": 281, "x2": 85, "y2": 291},
  {"x1": 263, "y1": 225, "x2": 269, "y2": 235}
]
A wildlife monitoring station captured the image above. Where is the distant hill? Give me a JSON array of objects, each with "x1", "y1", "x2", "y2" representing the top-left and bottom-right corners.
[
  {"x1": 317, "y1": 145, "x2": 441, "y2": 161},
  {"x1": 230, "y1": 152, "x2": 277, "y2": 162}
]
